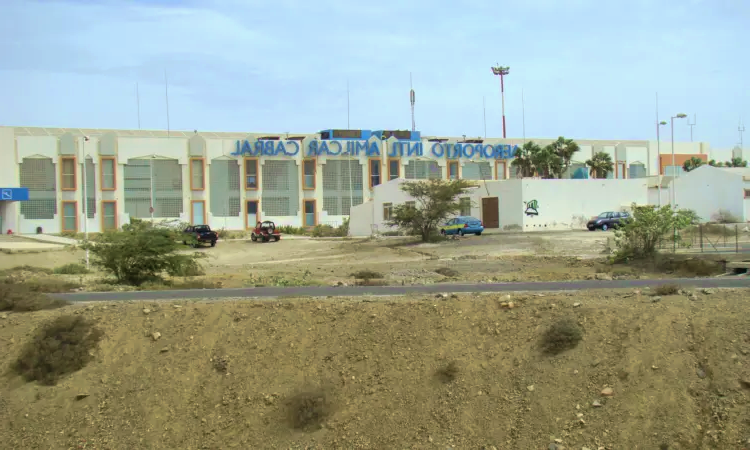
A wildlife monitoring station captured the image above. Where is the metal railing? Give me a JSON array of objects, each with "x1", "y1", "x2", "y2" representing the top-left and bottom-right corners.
[{"x1": 658, "y1": 224, "x2": 750, "y2": 254}]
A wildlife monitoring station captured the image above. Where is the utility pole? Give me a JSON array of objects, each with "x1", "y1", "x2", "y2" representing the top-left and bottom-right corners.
[
  {"x1": 409, "y1": 73, "x2": 416, "y2": 132},
  {"x1": 687, "y1": 114, "x2": 696, "y2": 142},
  {"x1": 482, "y1": 96, "x2": 487, "y2": 139},
  {"x1": 739, "y1": 119, "x2": 745, "y2": 151},
  {"x1": 490, "y1": 64, "x2": 510, "y2": 138}
]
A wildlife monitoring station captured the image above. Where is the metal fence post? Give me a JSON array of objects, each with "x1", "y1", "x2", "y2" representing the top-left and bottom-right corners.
[
  {"x1": 736, "y1": 224, "x2": 739, "y2": 253},
  {"x1": 699, "y1": 224, "x2": 703, "y2": 252}
]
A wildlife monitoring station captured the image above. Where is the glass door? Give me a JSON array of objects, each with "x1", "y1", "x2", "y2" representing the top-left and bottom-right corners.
[
  {"x1": 246, "y1": 200, "x2": 258, "y2": 229},
  {"x1": 304, "y1": 200, "x2": 316, "y2": 227}
]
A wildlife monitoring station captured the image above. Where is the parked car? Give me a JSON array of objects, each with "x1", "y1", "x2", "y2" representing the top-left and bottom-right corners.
[
  {"x1": 587, "y1": 211, "x2": 630, "y2": 231},
  {"x1": 251, "y1": 220, "x2": 281, "y2": 242},
  {"x1": 439, "y1": 216, "x2": 484, "y2": 236},
  {"x1": 183, "y1": 224, "x2": 219, "y2": 247}
]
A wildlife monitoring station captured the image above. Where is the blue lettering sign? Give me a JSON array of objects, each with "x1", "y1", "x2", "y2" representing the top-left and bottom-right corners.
[
  {"x1": 431, "y1": 143, "x2": 445, "y2": 157},
  {"x1": 231, "y1": 140, "x2": 298, "y2": 157},
  {"x1": 355, "y1": 141, "x2": 368, "y2": 156},
  {"x1": 367, "y1": 141, "x2": 380, "y2": 157},
  {"x1": 287, "y1": 141, "x2": 300, "y2": 156}
]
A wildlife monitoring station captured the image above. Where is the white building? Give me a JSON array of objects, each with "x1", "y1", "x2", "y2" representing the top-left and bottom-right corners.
[
  {"x1": 349, "y1": 178, "x2": 651, "y2": 236},
  {"x1": 0, "y1": 125, "x2": 726, "y2": 235},
  {"x1": 668, "y1": 165, "x2": 750, "y2": 222}
]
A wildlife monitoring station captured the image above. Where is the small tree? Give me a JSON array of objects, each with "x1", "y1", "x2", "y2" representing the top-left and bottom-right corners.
[
  {"x1": 81, "y1": 220, "x2": 204, "y2": 286},
  {"x1": 613, "y1": 204, "x2": 699, "y2": 261},
  {"x1": 387, "y1": 179, "x2": 477, "y2": 241}
]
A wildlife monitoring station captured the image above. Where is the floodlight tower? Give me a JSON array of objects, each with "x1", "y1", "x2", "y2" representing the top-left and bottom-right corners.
[{"x1": 491, "y1": 64, "x2": 510, "y2": 138}]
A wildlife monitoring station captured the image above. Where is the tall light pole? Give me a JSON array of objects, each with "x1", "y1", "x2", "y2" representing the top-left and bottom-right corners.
[
  {"x1": 687, "y1": 114, "x2": 696, "y2": 142},
  {"x1": 79, "y1": 135, "x2": 90, "y2": 270},
  {"x1": 491, "y1": 64, "x2": 510, "y2": 138},
  {"x1": 670, "y1": 113, "x2": 687, "y2": 208}
]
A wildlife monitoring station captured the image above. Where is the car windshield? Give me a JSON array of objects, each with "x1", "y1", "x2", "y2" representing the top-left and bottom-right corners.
[
  {"x1": 462, "y1": 217, "x2": 480, "y2": 222},
  {"x1": 597, "y1": 213, "x2": 610, "y2": 218},
  {"x1": 194, "y1": 225, "x2": 210, "y2": 232}
]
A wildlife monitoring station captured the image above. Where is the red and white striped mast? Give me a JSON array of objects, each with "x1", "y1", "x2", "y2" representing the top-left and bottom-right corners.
[{"x1": 491, "y1": 64, "x2": 510, "y2": 138}]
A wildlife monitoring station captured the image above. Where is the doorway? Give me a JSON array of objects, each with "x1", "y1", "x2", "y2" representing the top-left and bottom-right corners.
[
  {"x1": 191, "y1": 200, "x2": 205, "y2": 225},
  {"x1": 246, "y1": 200, "x2": 259, "y2": 229},
  {"x1": 481, "y1": 197, "x2": 499, "y2": 229},
  {"x1": 303, "y1": 200, "x2": 317, "y2": 227}
]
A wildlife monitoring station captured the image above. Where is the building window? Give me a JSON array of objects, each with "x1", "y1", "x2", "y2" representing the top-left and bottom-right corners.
[
  {"x1": 190, "y1": 157, "x2": 205, "y2": 190},
  {"x1": 745, "y1": 189, "x2": 750, "y2": 198},
  {"x1": 383, "y1": 202, "x2": 393, "y2": 220},
  {"x1": 61, "y1": 156, "x2": 77, "y2": 190},
  {"x1": 404, "y1": 160, "x2": 441, "y2": 179},
  {"x1": 369, "y1": 159, "x2": 381, "y2": 188},
  {"x1": 123, "y1": 158, "x2": 184, "y2": 219},
  {"x1": 664, "y1": 165, "x2": 683, "y2": 177},
  {"x1": 459, "y1": 197, "x2": 471, "y2": 216},
  {"x1": 462, "y1": 162, "x2": 492, "y2": 180},
  {"x1": 209, "y1": 159, "x2": 241, "y2": 217},
  {"x1": 61, "y1": 201, "x2": 78, "y2": 232},
  {"x1": 405, "y1": 201, "x2": 416, "y2": 208},
  {"x1": 100, "y1": 156, "x2": 116, "y2": 190},
  {"x1": 448, "y1": 161, "x2": 459, "y2": 180},
  {"x1": 616, "y1": 162, "x2": 626, "y2": 179},
  {"x1": 101, "y1": 200, "x2": 117, "y2": 230},
  {"x1": 20, "y1": 158, "x2": 56, "y2": 220},
  {"x1": 388, "y1": 159, "x2": 400, "y2": 181},
  {"x1": 245, "y1": 158, "x2": 259, "y2": 190},
  {"x1": 83, "y1": 157, "x2": 96, "y2": 218},
  {"x1": 628, "y1": 163, "x2": 647, "y2": 179},
  {"x1": 303, "y1": 159, "x2": 316, "y2": 190},
  {"x1": 496, "y1": 161, "x2": 507, "y2": 179}
]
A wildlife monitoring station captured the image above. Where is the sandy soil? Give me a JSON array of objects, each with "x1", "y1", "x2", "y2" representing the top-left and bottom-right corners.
[
  {"x1": 1, "y1": 288, "x2": 750, "y2": 449},
  {"x1": 1, "y1": 231, "x2": 741, "y2": 291}
]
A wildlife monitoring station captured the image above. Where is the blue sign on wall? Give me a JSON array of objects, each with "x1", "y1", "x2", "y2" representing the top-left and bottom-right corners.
[
  {"x1": 307, "y1": 140, "x2": 381, "y2": 157},
  {"x1": 0, "y1": 188, "x2": 29, "y2": 201},
  {"x1": 231, "y1": 140, "x2": 300, "y2": 157},
  {"x1": 430, "y1": 143, "x2": 518, "y2": 159}
]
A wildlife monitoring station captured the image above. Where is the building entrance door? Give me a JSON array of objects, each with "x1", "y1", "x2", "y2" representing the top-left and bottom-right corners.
[
  {"x1": 246, "y1": 200, "x2": 259, "y2": 229},
  {"x1": 481, "y1": 197, "x2": 499, "y2": 229}
]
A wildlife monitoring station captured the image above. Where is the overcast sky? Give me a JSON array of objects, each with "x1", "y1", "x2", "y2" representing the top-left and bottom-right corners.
[{"x1": 0, "y1": 0, "x2": 747, "y2": 148}]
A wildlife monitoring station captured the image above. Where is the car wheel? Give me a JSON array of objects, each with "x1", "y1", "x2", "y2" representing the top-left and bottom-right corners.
[
  {"x1": 475, "y1": 232, "x2": 482, "y2": 236},
  {"x1": 440, "y1": 229, "x2": 446, "y2": 236},
  {"x1": 602, "y1": 224, "x2": 608, "y2": 231},
  {"x1": 273, "y1": 236, "x2": 279, "y2": 242},
  {"x1": 210, "y1": 240, "x2": 216, "y2": 247},
  {"x1": 458, "y1": 230, "x2": 465, "y2": 237},
  {"x1": 251, "y1": 234, "x2": 257, "y2": 242}
]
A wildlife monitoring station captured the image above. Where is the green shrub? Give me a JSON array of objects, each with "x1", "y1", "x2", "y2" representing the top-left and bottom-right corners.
[
  {"x1": 0, "y1": 281, "x2": 70, "y2": 312},
  {"x1": 541, "y1": 318, "x2": 583, "y2": 355},
  {"x1": 0, "y1": 266, "x2": 53, "y2": 276},
  {"x1": 614, "y1": 204, "x2": 699, "y2": 261},
  {"x1": 81, "y1": 220, "x2": 205, "y2": 286},
  {"x1": 277, "y1": 225, "x2": 306, "y2": 235},
  {"x1": 53, "y1": 263, "x2": 90, "y2": 275},
  {"x1": 350, "y1": 270, "x2": 383, "y2": 280},
  {"x1": 14, "y1": 315, "x2": 104, "y2": 385}
]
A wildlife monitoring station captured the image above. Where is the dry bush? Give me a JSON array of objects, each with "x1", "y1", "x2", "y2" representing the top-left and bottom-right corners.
[
  {"x1": 53, "y1": 263, "x2": 89, "y2": 275},
  {"x1": 350, "y1": 270, "x2": 384, "y2": 280},
  {"x1": 434, "y1": 267, "x2": 460, "y2": 277},
  {"x1": 0, "y1": 281, "x2": 70, "y2": 312},
  {"x1": 435, "y1": 360, "x2": 460, "y2": 383},
  {"x1": 541, "y1": 318, "x2": 583, "y2": 355},
  {"x1": 656, "y1": 258, "x2": 723, "y2": 277},
  {"x1": 653, "y1": 284, "x2": 680, "y2": 296},
  {"x1": 14, "y1": 315, "x2": 104, "y2": 385},
  {"x1": 286, "y1": 390, "x2": 331, "y2": 430}
]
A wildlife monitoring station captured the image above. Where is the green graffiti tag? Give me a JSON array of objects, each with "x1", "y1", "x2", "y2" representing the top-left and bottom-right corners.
[{"x1": 524, "y1": 199, "x2": 539, "y2": 216}]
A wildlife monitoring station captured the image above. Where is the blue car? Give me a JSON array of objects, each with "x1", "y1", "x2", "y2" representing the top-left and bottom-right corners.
[{"x1": 439, "y1": 216, "x2": 484, "y2": 236}]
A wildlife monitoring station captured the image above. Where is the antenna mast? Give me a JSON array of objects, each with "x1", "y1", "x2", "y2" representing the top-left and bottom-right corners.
[
  {"x1": 409, "y1": 73, "x2": 416, "y2": 132},
  {"x1": 687, "y1": 114, "x2": 696, "y2": 141}
]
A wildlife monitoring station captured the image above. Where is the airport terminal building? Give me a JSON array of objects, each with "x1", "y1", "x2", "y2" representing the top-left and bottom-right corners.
[{"x1": 0, "y1": 126, "x2": 715, "y2": 234}]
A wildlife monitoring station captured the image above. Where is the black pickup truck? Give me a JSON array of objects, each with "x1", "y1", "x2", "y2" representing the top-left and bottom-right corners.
[{"x1": 183, "y1": 224, "x2": 218, "y2": 247}]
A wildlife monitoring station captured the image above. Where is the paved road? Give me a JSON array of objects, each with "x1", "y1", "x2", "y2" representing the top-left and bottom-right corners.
[{"x1": 52, "y1": 276, "x2": 750, "y2": 302}]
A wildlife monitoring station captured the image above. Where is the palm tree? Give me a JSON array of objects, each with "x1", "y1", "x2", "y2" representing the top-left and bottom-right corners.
[
  {"x1": 585, "y1": 152, "x2": 614, "y2": 179},
  {"x1": 511, "y1": 141, "x2": 540, "y2": 177},
  {"x1": 547, "y1": 136, "x2": 580, "y2": 178},
  {"x1": 682, "y1": 156, "x2": 704, "y2": 172},
  {"x1": 532, "y1": 146, "x2": 562, "y2": 179}
]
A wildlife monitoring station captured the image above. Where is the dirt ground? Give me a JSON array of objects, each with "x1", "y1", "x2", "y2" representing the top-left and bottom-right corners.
[
  {"x1": 1, "y1": 288, "x2": 750, "y2": 449},
  {"x1": 0, "y1": 231, "x2": 743, "y2": 291}
]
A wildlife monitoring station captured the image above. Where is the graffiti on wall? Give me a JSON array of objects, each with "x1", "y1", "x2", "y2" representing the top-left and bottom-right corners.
[{"x1": 524, "y1": 200, "x2": 539, "y2": 216}]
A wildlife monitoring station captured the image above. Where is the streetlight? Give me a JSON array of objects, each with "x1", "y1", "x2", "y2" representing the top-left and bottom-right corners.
[
  {"x1": 670, "y1": 113, "x2": 687, "y2": 208},
  {"x1": 79, "y1": 135, "x2": 90, "y2": 270},
  {"x1": 490, "y1": 64, "x2": 510, "y2": 138}
]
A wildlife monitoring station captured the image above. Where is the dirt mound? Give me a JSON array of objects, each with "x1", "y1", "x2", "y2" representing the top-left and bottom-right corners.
[{"x1": 1, "y1": 289, "x2": 750, "y2": 449}]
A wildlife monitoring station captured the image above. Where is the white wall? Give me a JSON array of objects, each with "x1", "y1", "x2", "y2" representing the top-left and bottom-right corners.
[
  {"x1": 350, "y1": 179, "x2": 413, "y2": 236},
  {"x1": 520, "y1": 179, "x2": 649, "y2": 231},
  {"x1": 671, "y1": 166, "x2": 744, "y2": 222},
  {"x1": 482, "y1": 180, "x2": 524, "y2": 229}
]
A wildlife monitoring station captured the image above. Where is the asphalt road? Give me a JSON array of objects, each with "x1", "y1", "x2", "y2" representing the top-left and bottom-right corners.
[{"x1": 51, "y1": 276, "x2": 750, "y2": 302}]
